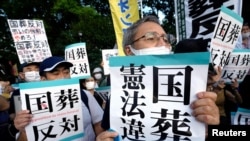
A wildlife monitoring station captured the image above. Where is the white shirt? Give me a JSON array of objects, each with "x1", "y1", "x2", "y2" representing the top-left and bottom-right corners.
[{"x1": 79, "y1": 90, "x2": 104, "y2": 141}]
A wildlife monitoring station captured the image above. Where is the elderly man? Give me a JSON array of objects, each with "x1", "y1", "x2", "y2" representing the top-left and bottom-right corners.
[{"x1": 96, "y1": 15, "x2": 219, "y2": 141}]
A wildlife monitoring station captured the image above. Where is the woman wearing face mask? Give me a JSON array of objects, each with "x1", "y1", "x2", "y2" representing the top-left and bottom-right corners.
[{"x1": 81, "y1": 76, "x2": 106, "y2": 109}]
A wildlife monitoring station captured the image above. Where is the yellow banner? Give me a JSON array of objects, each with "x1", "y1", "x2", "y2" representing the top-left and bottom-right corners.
[{"x1": 109, "y1": 0, "x2": 139, "y2": 56}]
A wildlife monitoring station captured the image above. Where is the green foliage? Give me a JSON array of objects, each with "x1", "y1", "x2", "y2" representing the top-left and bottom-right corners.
[
  {"x1": 0, "y1": 0, "x2": 175, "y2": 69},
  {"x1": 51, "y1": 1, "x2": 115, "y2": 69},
  {"x1": 0, "y1": 0, "x2": 116, "y2": 69},
  {"x1": 142, "y1": 0, "x2": 176, "y2": 35},
  {"x1": 80, "y1": 0, "x2": 111, "y2": 16}
]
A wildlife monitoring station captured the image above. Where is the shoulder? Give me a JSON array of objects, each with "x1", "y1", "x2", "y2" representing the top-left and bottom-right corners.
[
  {"x1": 81, "y1": 90, "x2": 101, "y2": 106},
  {"x1": 82, "y1": 90, "x2": 104, "y2": 122},
  {"x1": 82, "y1": 90, "x2": 94, "y2": 99}
]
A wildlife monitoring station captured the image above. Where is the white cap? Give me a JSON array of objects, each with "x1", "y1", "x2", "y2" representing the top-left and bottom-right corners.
[{"x1": 93, "y1": 67, "x2": 102, "y2": 73}]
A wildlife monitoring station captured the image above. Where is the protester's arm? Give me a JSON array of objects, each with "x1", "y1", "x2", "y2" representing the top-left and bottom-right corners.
[
  {"x1": 83, "y1": 90, "x2": 106, "y2": 137},
  {"x1": 191, "y1": 91, "x2": 220, "y2": 125},
  {"x1": 16, "y1": 130, "x2": 28, "y2": 141},
  {"x1": 13, "y1": 110, "x2": 32, "y2": 141},
  {"x1": 94, "y1": 121, "x2": 105, "y2": 136},
  {"x1": 96, "y1": 130, "x2": 118, "y2": 141}
]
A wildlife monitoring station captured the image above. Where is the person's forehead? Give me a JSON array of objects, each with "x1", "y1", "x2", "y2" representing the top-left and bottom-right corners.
[
  {"x1": 135, "y1": 22, "x2": 166, "y2": 37},
  {"x1": 22, "y1": 65, "x2": 39, "y2": 72},
  {"x1": 86, "y1": 77, "x2": 94, "y2": 81},
  {"x1": 23, "y1": 64, "x2": 39, "y2": 69},
  {"x1": 242, "y1": 25, "x2": 250, "y2": 29},
  {"x1": 48, "y1": 66, "x2": 70, "y2": 72}
]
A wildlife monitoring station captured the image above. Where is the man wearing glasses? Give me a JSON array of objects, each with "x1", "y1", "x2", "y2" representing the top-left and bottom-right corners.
[
  {"x1": 127, "y1": 31, "x2": 172, "y2": 55},
  {"x1": 96, "y1": 15, "x2": 219, "y2": 141}
]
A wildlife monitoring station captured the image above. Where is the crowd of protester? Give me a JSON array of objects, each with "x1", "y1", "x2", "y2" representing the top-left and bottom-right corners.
[{"x1": 0, "y1": 16, "x2": 250, "y2": 140}]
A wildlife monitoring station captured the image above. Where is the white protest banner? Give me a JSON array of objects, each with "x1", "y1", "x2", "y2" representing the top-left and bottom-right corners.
[
  {"x1": 7, "y1": 19, "x2": 52, "y2": 64},
  {"x1": 109, "y1": 52, "x2": 210, "y2": 141},
  {"x1": 65, "y1": 43, "x2": 91, "y2": 78},
  {"x1": 210, "y1": 6, "x2": 243, "y2": 69},
  {"x1": 175, "y1": 0, "x2": 242, "y2": 45},
  {"x1": 102, "y1": 49, "x2": 118, "y2": 75},
  {"x1": 20, "y1": 78, "x2": 84, "y2": 141},
  {"x1": 221, "y1": 49, "x2": 250, "y2": 83}
]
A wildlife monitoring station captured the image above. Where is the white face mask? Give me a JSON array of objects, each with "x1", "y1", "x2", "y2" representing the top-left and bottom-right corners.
[
  {"x1": 24, "y1": 71, "x2": 41, "y2": 82},
  {"x1": 242, "y1": 32, "x2": 250, "y2": 38},
  {"x1": 85, "y1": 81, "x2": 95, "y2": 90},
  {"x1": 94, "y1": 73, "x2": 102, "y2": 80},
  {"x1": 129, "y1": 46, "x2": 171, "y2": 55}
]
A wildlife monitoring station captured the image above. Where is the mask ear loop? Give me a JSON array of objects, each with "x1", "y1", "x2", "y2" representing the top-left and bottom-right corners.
[
  {"x1": 128, "y1": 45, "x2": 137, "y2": 55},
  {"x1": 168, "y1": 45, "x2": 172, "y2": 52}
]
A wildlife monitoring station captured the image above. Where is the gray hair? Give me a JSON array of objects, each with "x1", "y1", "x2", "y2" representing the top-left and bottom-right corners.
[{"x1": 122, "y1": 15, "x2": 161, "y2": 52}]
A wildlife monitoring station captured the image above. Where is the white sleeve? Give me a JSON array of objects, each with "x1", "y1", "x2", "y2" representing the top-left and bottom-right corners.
[{"x1": 83, "y1": 90, "x2": 104, "y2": 124}]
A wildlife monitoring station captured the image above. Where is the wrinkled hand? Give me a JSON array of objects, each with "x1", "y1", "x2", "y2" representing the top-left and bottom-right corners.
[
  {"x1": 191, "y1": 91, "x2": 219, "y2": 125},
  {"x1": 14, "y1": 110, "x2": 32, "y2": 131},
  {"x1": 96, "y1": 130, "x2": 118, "y2": 141}
]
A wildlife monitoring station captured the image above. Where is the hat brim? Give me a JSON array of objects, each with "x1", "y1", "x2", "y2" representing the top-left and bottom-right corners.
[
  {"x1": 43, "y1": 61, "x2": 73, "y2": 72},
  {"x1": 92, "y1": 67, "x2": 103, "y2": 73},
  {"x1": 19, "y1": 62, "x2": 40, "y2": 72}
]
